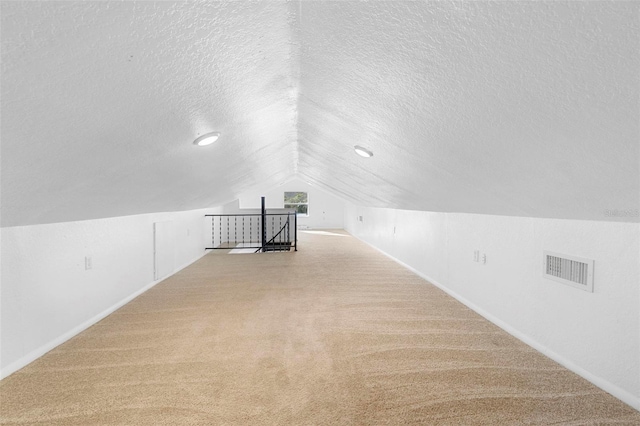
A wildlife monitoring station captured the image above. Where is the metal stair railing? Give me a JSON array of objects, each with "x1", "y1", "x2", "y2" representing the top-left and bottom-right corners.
[
  {"x1": 204, "y1": 212, "x2": 297, "y2": 252},
  {"x1": 255, "y1": 214, "x2": 293, "y2": 253}
]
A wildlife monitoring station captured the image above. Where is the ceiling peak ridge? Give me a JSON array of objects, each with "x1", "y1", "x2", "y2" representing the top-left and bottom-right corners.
[{"x1": 288, "y1": 0, "x2": 303, "y2": 175}]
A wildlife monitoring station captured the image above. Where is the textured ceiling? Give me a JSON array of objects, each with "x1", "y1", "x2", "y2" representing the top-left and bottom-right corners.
[{"x1": 1, "y1": 1, "x2": 638, "y2": 227}]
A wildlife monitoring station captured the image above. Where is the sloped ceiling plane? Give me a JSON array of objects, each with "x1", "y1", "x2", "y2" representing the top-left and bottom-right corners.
[{"x1": 1, "y1": 1, "x2": 638, "y2": 227}]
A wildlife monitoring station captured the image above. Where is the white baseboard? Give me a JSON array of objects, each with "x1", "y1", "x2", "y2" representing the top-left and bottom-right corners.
[
  {"x1": 348, "y1": 232, "x2": 640, "y2": 412},
  {"x1": 0, "y1": 251, "x2": 209, "y2": 380}
]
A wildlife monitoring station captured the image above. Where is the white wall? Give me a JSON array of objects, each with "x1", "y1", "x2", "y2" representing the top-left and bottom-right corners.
[
  {"x1": 0, "y1": 207, "x2": 219, "y2": 378},
  {"x1": 238, "y1": 177, "x2": 345, "y2": 229},
  {"x1": 344, "y1": 205, "x2": 640, "y2": 410}
]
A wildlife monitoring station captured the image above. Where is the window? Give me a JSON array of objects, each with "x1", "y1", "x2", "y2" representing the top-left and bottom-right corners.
[{"x1": 284, "y1": 192, "x2": 308, "y2": 216}]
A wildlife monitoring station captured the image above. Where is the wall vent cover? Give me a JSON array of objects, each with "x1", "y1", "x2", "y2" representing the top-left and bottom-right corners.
[{"x1": 543, "y1": 251, "x2": 594, "y2": 292}]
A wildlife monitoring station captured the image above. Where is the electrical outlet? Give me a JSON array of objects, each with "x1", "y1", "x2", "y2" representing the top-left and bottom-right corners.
[
  {"x1": 85, "y1": 256, "x2": 92, "y2": 270},
  {"x1": 482, "y1": 254, "x2": 487, "y2": 264},
  {"x1": 473, "y1": 250, "x2": 479, "y2": 262}
]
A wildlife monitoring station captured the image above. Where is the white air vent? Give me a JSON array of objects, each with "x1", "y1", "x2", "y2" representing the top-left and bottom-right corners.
[{"x1": 543, "y1": 251, "x2": 594, "y2": 292}]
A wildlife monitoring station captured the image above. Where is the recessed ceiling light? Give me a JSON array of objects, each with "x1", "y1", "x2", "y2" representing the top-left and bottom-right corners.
[
  {"x1": 354, "y1": 145, "x2": 373, "y2": 158},
  {"x1": 193, "y1": 132, "x2": 220, "y2": 146}
]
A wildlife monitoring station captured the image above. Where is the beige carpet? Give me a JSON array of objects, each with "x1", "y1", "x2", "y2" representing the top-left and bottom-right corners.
[{"x1": 1, "y1": 230, "x2": 638, "y2": 425}]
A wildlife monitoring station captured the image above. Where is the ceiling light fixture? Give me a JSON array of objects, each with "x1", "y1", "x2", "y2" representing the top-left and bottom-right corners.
[
  {"x1": 354, "y1": 145, "x2": 373, "y2": 158},
  {"x1": 193, "y1": 132, "x2": 220, "y2": 146}
]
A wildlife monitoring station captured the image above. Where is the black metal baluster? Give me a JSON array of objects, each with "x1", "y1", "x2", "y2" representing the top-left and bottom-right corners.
[
  {"x1": 234, "y1": 216, "x2": 237, "y2": 246},
  {"x1": 242, "y1": 216, "x2": 245, "y2": 247},
  {"x1": 261, "y1": 197, "x2": 266, "y2": 252}
]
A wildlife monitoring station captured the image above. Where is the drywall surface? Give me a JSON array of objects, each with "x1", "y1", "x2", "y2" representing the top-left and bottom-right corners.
[
  {"x1": 0, "y1": 207, "x2": 217, "y2": 378},
  {"x1": 297, "y1": 1, "x2": 639, "y2": 223},
  {"x1": 3, "y1": 2, "x2": 638, "y2": 227},
  {"x1": 344, "y1": 205, "x2": 640, "y2": 409},
  {"x1": 238, "y1": 177, "x2": 345, "y2": 229},
  {"x1": 2, "y1": 1, "x2": 297, "y2": 227}
]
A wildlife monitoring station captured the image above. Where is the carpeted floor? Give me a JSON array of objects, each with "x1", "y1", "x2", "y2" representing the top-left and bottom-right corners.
[{"x1": 1, "y1": 230, "x2": 638, "y2": 425}]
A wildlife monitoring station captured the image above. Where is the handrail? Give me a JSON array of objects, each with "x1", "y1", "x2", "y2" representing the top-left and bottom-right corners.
[{"x1": 204, "y1": 213, "x2": 293, "y2": 217}]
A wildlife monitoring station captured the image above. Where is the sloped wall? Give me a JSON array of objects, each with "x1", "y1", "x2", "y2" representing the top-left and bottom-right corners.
[
  {"x1": 344, "y1": 205, "x2": 640, "y2": 410},
  {"x1": 1, "y1": 207, "x2": 218, "y2": 379}
]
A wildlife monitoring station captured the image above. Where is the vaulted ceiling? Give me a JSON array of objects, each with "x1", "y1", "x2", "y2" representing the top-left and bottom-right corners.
[{"x1": 2, "y1": 1, "x2": 638, "y2": 227}]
